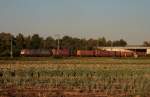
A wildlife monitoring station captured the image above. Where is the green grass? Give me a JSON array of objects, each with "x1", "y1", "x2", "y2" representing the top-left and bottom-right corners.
[
  {"x1": 0, "y1": 63, "x2": 150, "y2": 96},
  {"x1": 0, "y1": 57, "x2": 150, "y2": 96},
  {"x1": 0, "y1": 57, "x2": 150, "y2": 64}
]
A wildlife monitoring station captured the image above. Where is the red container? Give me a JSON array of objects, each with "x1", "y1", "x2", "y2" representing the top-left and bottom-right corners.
[
  {"x1": 120, "y1": 52, "x2": 126, "y2": 57},
  {"x1": 115, "y1": 51, "x2": 121, "y2": 57},
  {"x1": 108, "y1": 51, "x2": 116, "y2": 57},
  {"x1": 100, "y1": 50, "x2": 108, "y2": 57},
  {"x1": 136, "y1": 52, "x2": 146, "y2": 57},
  {"x1": 95, "y1": 50, "x2": 102, "y2": 57},
  {"x1": 123, "y1": 52, "x2": 134, "y2": 57},
  {"x1": 52, "y1": 49, "x2": 70, "y2": 57},
  {"x1": 95, "y1": 50, "x2": 116, "y2": 57},
  {"x1": 77, "y1": 50, "x2": 95, "y2": 57},
  {"x1": 116, "y1": 51, "x2": 134, "y2": 57}
]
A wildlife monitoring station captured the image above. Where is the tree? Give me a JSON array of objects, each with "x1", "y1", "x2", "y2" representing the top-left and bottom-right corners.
[
  {"x1": 44, "y1": 36, "x2": 56, "y2": 49},
  {"x1": 113, "y1": 39, "x2": 127, "y2": 47},
  {"x1": 97, "y1": 37, "x2": 106, "y2": 46},
  {"x1": 0, "y1": 32, "x2": 12, "y2": 56},
  {"x1": 143, "y1": 41, "x2": 150, "y2": 47},
  {"x1": 15, "y1": 33, "x2": 25, "y2": 48},
  {"x1": 87, "y1": 39, "x2": 97, "y2": 50},
  {"x1": 106, "y1": 40, "x2": 113, "y2": 46},
  {"x1": 61, "y1": 36, "x2": 73, "y2": 49},
  {"x1": 119, "y1": 39, "x2": 127, "y2": 46},
  {"x1": 79, "y1": 39, "x2": 88, "y2": 50},
  {"x1": 24, "y1": 36, "x2": 31, "y2": 49},
  {"x1": 30, "y1": 34, "x2": 42, "y2": 49},
  {"x1": 14, "y1": 33, "x2": 25, "y2": 56}
]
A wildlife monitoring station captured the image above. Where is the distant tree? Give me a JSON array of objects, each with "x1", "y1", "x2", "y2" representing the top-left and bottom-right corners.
[
  {"x1": 14, "y1": 33, "x2": 25, "y2": 56},
  {"x1": 44, "y1": 36, "x2": 56, "y2": 49},
  {"x1": 119, "y1": 39, "x2": 127, "y2": 46},
  {"x1": 61, "y1": 36, "x2": 73, "y2": 49},
  {"x1": 112, "y1": 40, "x2": 120, "y2": 46},
  {"x1": 143, "y1": 41, "x2": 150, "y2": 46},
  {"x1": 72, "y1": 38, "x2": 81, "y2": 50},
  {"x1": 87, "y1": 39, "x2": 97, "y2": 50},
  {"x1": 79, "y1": 39, "x2": 88, "y2": 50},
  {"x1": 39, "y1": 37, "x2": 45, "y2": 49},
  {"x1": 16, "y1": 33, "x2": 25, "y2": 48},
  {"x1": 24, "y1": 36, "x2": 31, "y2": 49},
  {"x1": 97, "y1": 37, "x2": 106, "y2": 46},
  {"x1": 106, "y1": 40, "x2": 113, "y2": 46},
  {"x1": 113, "y1": 39, "x2": 127, "y2": 47},
  {"x1": 30, "y1": 34, "x2": 42, "y2": 49},
  {"x1": 0, "y1": 32, "x2": 12, "y2": 56}
]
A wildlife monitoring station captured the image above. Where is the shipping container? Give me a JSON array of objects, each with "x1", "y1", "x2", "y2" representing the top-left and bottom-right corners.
[
  {"x1": 95, "y1": 50, "x2": 102, "y2": 57},
  {"x1": 115, "y1": 51, "x2": 122, "y2": 57},
  {"x1": 95, "y1": 50, "x2": 110, "y2": 57},
  {"x1": 77, "y1": 50, "x2": 95, "y2": 57},
  {"x1": 120, "y1": 52, "x2": 134, "y2": 57},
  {"x1": 108, "y1": 51, "x2": 116, "y2": 57},
  {"x1": 52, "y1": 49, "x2": 70, "y2": 57},
  {"x1": 136, "y1": 52, "x2": 146, "y2": 57},
  {"x1": 100, "y1": 50, "x2": 111, "y2": 57},
  {"x1": 20, "y1": 49, "x2": 52, "y2": 57}
]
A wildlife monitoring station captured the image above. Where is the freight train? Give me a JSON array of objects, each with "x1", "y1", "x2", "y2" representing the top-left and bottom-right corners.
[{"x1": 20, "y1": 49, "x2": 147, "y2": 57}]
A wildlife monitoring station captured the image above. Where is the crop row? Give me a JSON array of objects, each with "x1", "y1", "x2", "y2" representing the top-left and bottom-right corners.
[{"x1": 0, "y1": 65, "x2": 150, "y2": 97}]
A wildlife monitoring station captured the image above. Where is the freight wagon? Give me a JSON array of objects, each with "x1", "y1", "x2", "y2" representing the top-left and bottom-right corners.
[
  {"x1": 20, "y1": 49, "x2": 52, "y2": 57},
  {"x1": 77, "y1": 50, "x2": 135, "y2": 57},
  {"x1": 135, "y1": 52, "x2": 146, "y2": 57},
  {"x1": 52, "y1": 49, "x2": 70, "y2": 57},
  {"x1": 96, "y1": 50, "x2": 116, "y2": 57},
  {"x1": 95, "y1": 50, "x2": 114, "y2": 57},
  {"x1": 77, "y1": 50, "x2": 95, "y2": 57}
]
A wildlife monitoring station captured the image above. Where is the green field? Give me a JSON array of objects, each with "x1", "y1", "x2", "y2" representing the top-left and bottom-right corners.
[{"x1": 0, "y1": 57, "x2": 150, "y2": 97}]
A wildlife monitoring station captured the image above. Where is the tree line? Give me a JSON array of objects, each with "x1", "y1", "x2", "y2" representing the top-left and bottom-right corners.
[{"x1": 0, "y1": 32, "x2": 128, "y2": 57}]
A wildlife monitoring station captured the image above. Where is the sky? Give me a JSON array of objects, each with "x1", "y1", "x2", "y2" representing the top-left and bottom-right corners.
[{"x1": 0, "y1": 0, "x2": 150, "y2": 45}]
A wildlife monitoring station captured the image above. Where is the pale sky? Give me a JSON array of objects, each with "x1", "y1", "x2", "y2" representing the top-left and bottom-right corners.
[{"x1": 0, "y1": 0, "x2": 150, "y2": 44}]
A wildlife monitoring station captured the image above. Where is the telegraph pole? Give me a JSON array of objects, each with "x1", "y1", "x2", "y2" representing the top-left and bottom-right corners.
[
  {"x1": 97, "y1": 38, "x2": 99, "y2": 50},
  {"x1": 55, "y1": 34, "x2": 60, "y2": 55},
  {"x1": 57, "y1": 34, "x2": 60, "y2": 51},
  {"x1": 10, "y1": 35, "x2": 13, "y2": 58},
  {"x1": 111, "y1": 41, "x2": 113, "y2": 51},
  {"x1": 83, "y1": 32, "x2": 87, "y2": 50}
]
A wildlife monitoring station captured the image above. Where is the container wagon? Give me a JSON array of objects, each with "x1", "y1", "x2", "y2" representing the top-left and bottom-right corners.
[
  {"x1": 120, "y1": 52, "x2": 134, "y2": 57},
  {"x1": 20, "y1": 49, "x2": 52, "y2": 57},
  {"x1": 52, "y1": 49, "x2": 70, "y2": 57},
  {"x1": 77, "y1": 50, "x2": 95, "y2": 57},
  {"x1": 95, "y1": 50, "x2": 116, "y2": 57},
  {"x1": 136, "y1": 52, "x2": 146, "y2": 57}
]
